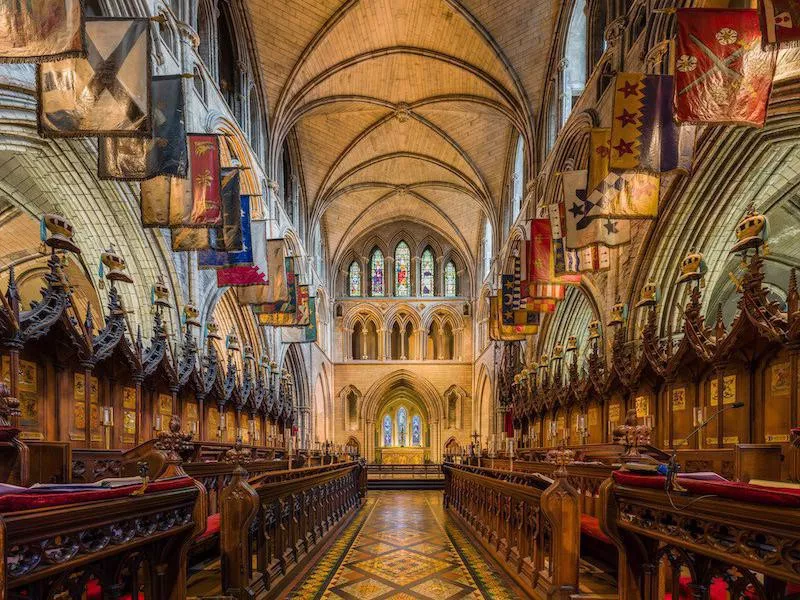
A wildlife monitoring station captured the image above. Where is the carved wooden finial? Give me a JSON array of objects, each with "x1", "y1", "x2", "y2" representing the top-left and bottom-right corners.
[
  {"x1": 154, "y1": 415, "x2": 193, "y2": 462},
  {"x1": 84, "y1": 302, "x2": 94, "y2": 337},
  {"x1": 224, "y1": 437, "x2": 252, "y2": 473},
  {"x1": 714, "y1": 304, "x2": 726, "y2": 340},
  {"x1": 613, "y1": 409, "x2": 652, "y2": 459},
  {"x1": 547, "y1": 443, "x2": 574, "y2": 478},
  {"x1": 788, "y1": 268, "x2": 798, "y2": 316}
]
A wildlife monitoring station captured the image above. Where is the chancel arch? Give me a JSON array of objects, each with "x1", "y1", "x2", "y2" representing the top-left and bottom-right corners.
[{"x1": 360, "y1": 369, "x2": 445, "y2": 462}]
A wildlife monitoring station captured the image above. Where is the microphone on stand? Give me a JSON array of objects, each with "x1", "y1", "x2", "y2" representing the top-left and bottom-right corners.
[{"x1": 664, "y1": 401, "x2": 745, "y2": 493}]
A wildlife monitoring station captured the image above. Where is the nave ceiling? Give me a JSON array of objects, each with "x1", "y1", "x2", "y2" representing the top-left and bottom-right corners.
[{"x1": 247, "y1": 0, "x2": 556, "y2": 272}]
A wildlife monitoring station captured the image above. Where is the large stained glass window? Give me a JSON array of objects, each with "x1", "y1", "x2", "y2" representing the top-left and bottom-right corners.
[
  {"x1": 397, "y1": 407, "x2": 408, "y2": 446},
  {"x1": 420, "y1": 248, "x2": 434, "y2": 297},
  {"x1": 445, "y1": 261, "x2": 457, "y2": 297},
  {"x1": 412, "y1": 415, "x2": 421, "y2": 446},
  {"x1": 370, "y1": 249, "x2": 384, "y2": 297},
  {"x1": 383, "y1": 414, "x2": 392, "y2": 447},
  {"x1": 394, "y1": 242, "x2": 410, "y2": 297},
  {"x1": 348, "y1": 261, "x2": 361, "y2": 297}
]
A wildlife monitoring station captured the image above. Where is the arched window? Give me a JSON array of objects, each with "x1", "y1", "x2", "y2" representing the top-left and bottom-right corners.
[
  {"x1": 562, "y1": 0, "x2": 587, "y2": 125},
  {"x1": 314, "y1": 224, "x2": 325, "y2": 279},
  {"x1": 278, "y1": 141, "x2": 296, "y2": 225},
  {"x1": 348, "y1": 262, "x2": 361, "y2": 297},
  {"x1": 589, "y1": 0, "x2": 608, "y2": 68},
  {"x1": 197, "y1": 1, "x2": 212, "y2": 67},
  {"x1": 397, "y1": 407, "x2": 408, "y2": 446},
  {"x1": 511, "y1": 136, "x2": 525, "y2": 221},
  {"x1": 249, "y1": 88, "x2": 262, "y2": 160},
  {"x1": 370, "y1": 249, "x2": 384, "y2": 297},
  {"x1": 412, "y1": 415, "x2": 421, "y2": 447},
  {"x1": 217, "y1": 3, "x2": 241, "y2": 117},
  {"x1": 482, "y1": 219, "x2": 493, "y2": 279},
  {"x1": 383, "y1": 414, "x2": 392, "y2": 447},
  {"x1": 445, "y1": 261, "x2": 457, "y2": 297},
  {"x1": 193, "y1": 65, "x2": 205, "y2": 103},
  {"x1": 394, "y1": 241, "x2": 411, "y2": 297},
  {"x1": 420, "y1": 248, "x2": 435, "y2": 297}
]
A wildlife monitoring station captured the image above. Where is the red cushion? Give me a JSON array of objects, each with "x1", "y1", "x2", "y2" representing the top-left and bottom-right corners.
[
  {"x1": 580, "y1": 514, "x2": 612, "y2": 545},
  {"x1": 612, "y1": 471, "x2": 800, "y2": 508},
  {"x1": 664, "y1": 576, "x2": 755, "y2": 600},
  {"x1": 0, "y1": 477, "x2": 195, "y2": 513},
  {"x1": 197, "y1": 512, "x2": 220, "y2": 541},
  {"x1": 86, "y1": 578, "x2": 142, "y2": 600}
]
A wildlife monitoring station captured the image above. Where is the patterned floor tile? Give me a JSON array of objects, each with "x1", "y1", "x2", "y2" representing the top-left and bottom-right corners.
[
  {"x1": 358, "y1": 541, "x2": 398, "y2": 555},
  {"x1": 336, "y1": 577, "x2": 393, "y2": 599},
  {"x1": 351, "y1": 548, "x2": 452, "y2": 585},
  {"x1": 287, "y1": 491, "x2": 518, "y2": 599},
  {"x1": 411, "y1": 577, "x2": 470, "y2": 598}
]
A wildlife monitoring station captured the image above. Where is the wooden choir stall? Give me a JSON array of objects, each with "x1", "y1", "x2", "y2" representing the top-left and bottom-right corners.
[
  {"x1": 444, "y1": 208, "x2": 800, "y2": 599},
  {"x1": 0, "y1": 215, "x2": 366, "y2": 600}
]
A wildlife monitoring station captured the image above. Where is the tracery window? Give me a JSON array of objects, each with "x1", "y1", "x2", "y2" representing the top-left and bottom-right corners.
[
  {"x1": 348, "y1": 262, "x2": 361, "y2": 297},
  {"x1": 397, "y1": 407, "x2": 408, "y2": 446},
  {"x1": 562, "y1": 0, "x2": 587, "y2": 124},
  {"x1": 420, "y1": 248, "x2": 434, "y2": 297},
  {"x1": 512, "y1": 136, "x2": 525, "y2": 220},
  {"x1": 445, "y1": 261, "x2": 457, "y2": 297},
  {"x1": 383, "y1": 414, "x2": 392, "y2": 447},
  {"x1": 370, "y1": 249, "x2": 384, "y2": 297},
  {"x1": 482, "y1": 219, "x2": 493, "y2": 279},
  {"x1": 412, "y1": 415, "x2": 421, "y2": 447},
  {"x1": 395, "y1": 242, "x2": 410, "y2": 297}
]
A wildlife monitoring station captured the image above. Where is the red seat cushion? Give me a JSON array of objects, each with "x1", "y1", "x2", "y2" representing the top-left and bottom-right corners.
[
  {"x1": 86, "y1": 578, "x2": 142, "y2": 600},
  {"x1": 612, "y1": 471, "x2": 800, "y2": 508},
  {"x1": 0, "y1": 477, "x2": 195, "y2": 513},
  {"x1": 580, "y1": 514, "x2": 612, "y2": 545},
  {"x1": 665, "y1": 576, "x2": 759, "y2": 600},
  {"x1": 197, "y1": 512, "x2": 220, "y2": 541}
]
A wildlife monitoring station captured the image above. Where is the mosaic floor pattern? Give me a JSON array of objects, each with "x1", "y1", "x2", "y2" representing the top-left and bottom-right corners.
[{"x1": 289, "y1": 491, "x2": 520, "y2": 600}]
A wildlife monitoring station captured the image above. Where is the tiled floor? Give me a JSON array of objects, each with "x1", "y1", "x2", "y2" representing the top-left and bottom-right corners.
[{"x1": 288, "y1": 491, "x2": 521, "y2": 599}]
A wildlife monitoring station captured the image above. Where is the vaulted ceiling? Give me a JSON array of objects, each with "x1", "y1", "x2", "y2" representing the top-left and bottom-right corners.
[{"x1": 246, "y1": 0, "x2": 556, "y2": 272}]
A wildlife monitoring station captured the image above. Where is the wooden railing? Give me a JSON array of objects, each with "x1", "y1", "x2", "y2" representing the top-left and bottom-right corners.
[
  {"x1": 600, "y1": 473, "x2": 800, "y2": 600},
  {"x1": 443, "y1": 461, "x2": 581, "y2": 599},
  {"x1": 463, "y1": 458, "x2": 613, "y2": 518},
  {"x1": 216, "y1": 457, "x2": 367, "y2": 599},
  {"x1": 1, "y1": 478, "x2": 205, "y2": 599},
  {"x1": 367, "y1": 463, "x2": 443, "y2": 479}
]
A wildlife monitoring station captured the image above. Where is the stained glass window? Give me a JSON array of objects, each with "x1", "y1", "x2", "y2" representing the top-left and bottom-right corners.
[
  {"x1": 370, "y1": 249, "x2": 384, "y2": 297},
  {"x1": 412, "y1": 415, "x2": 421, "y2": 446},
  {"x1": 395, "y1": 242, "x2": 410, "y2": 297},
  {"x1": 445, "y1": 261, "x2": 457, "y2": 297},
  {"x1": 348, "y1": 262, "x2": 361, "y2": 297},
  {"x1": 383, "y1": 414, "x2": 392, "y2": 447},
  {"x1": 421, "y1": 249, "x2": 434, "y2": 297},
  {"x1": 397, "y1": 407, "x2": 408, "y2": 446}
]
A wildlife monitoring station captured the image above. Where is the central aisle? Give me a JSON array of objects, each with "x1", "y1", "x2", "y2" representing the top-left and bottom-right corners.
[{"x1": 288, "y1": 491, "x2": 521, "y2": 599}]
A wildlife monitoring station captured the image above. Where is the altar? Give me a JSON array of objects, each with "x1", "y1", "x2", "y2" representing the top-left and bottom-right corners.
[{"x1": 379, "y1": 447, "x2": 427, "y2": 465}]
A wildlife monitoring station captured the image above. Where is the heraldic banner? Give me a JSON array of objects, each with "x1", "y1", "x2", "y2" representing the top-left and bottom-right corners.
[
  {"x1": 38, "y1": 18, "x2": 151, "y2": 137},
  {"x1": 675, "y1": 9, "x2": 776, "y2": 126},
  {"x1": 98, "y1": 75, "x2": 187, "y2": 181},
  {"x1": 0, "y1": 0, "x2": 83, "y2": 62}
]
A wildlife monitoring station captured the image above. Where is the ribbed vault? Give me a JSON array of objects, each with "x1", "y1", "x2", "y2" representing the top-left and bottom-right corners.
[{"x1": 247, "y1": 0, "x2": 553, "y2": 276}]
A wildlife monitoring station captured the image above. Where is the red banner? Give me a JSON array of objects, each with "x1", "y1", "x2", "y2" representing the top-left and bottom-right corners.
[
  {"x1": 530, "y1": 219, "x2": 552, "y2": 283},
  {"x1": 675, "y1": 9, "x2": 776, "y2": 126},
  {"x1": 188, "y1": 134, "x2": 222, "y2": 225}
]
